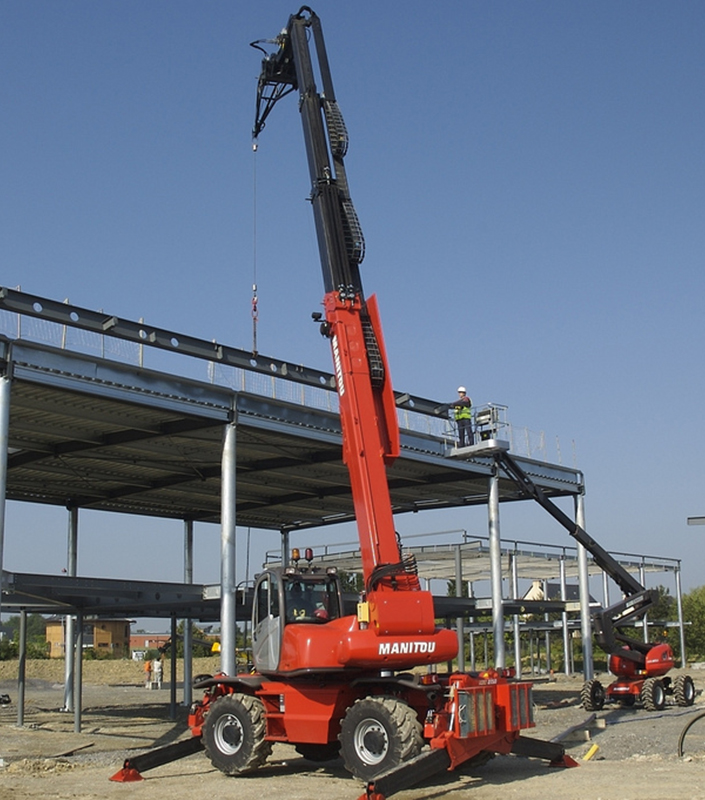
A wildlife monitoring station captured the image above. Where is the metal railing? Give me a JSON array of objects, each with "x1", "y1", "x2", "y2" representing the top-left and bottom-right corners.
[{"x1": 0, "y1": 290, "x2": 571, "y2": 463}]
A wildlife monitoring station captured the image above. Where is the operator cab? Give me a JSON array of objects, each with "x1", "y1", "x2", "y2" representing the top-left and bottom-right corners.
[{"x1": 251, "y1": 552, "x2": 343, "y2": 673}]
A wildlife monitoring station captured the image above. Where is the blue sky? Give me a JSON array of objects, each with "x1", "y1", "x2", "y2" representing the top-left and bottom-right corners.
[{"x1": 1, "y1": 1, "x2": 705, "y2": 624}]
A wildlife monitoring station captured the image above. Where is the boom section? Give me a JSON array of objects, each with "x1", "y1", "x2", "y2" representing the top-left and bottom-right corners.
[
  {"x1": 252, "y1": 8, "x2": 420, "y2": 593},
  {"x1": 252, "y1": 7, "x2": 363, "y2": 296}
]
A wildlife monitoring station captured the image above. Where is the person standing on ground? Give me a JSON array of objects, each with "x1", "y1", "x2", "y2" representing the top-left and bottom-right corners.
[
  {"x1": 153, "y1": 656, "x2": 163, "y2": 689},
  {"x1": 450, "y1": 386, "x2": 473, "y2": 447},
  {"x1": 143, "y1": 658, "x2": 152, "y2": 689}
]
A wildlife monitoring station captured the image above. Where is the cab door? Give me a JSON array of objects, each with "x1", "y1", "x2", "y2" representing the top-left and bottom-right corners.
[{"x1": 252, "y1": 572, "x2": 282, "y2": 672}]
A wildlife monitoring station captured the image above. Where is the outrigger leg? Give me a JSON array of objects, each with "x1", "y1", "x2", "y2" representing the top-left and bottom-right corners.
[
  {"x1": 357, "y1": 737, "x2": 578, "y2": 800},
  {"x1": 110, "y1": 736, "x2": 204, "y2": 782}
]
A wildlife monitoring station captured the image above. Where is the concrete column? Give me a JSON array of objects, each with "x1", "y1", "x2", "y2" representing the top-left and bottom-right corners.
[
  {"x1": 63, "y1": 506, "x2": 78, "y2": 712},
  {"x1": 511, "y1": 550, "x2": 521, "y2": 678},
  {"x1": 183, "y1": 519, "x2": 194, "y2": 707},
  {"x1": 488, "y1": 461, "x2": 505, "y2": 669},
  {"x1": 559, "y1": 554, "x2": 571, "y2": 676},
  {"x1": 0, "y1": 374, "x2": 11, "y2": 622},
  {"x1": 675, "y1": 564, "x2": 686, "y2": 669},
  {"x1": 220, "y1": 420, "x2": 238, "y2": 676},
  {"x1": 575, "y1": 494, "x2": 593, "y2": 679},
  {"x1": 454, "y1": 544, "x2": 464, "y2": 671}
]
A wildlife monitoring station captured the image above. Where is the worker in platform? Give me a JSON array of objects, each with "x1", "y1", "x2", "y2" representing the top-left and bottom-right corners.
[{"x1": 451, "y1": 386, "x2": 473, "y2": 448}]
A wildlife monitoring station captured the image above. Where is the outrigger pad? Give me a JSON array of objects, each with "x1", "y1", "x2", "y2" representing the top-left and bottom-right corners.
[
  {"x1": 109, "y1": 765, "x2": 143, "y2": 782},
  {"x1": 510, "y1": 735, "x2": 579, "y2": 767}
]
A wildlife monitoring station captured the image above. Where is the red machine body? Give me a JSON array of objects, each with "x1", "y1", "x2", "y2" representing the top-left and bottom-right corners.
[{"x1": 112, "y1": 8, "x2": 577, "y2": 795}]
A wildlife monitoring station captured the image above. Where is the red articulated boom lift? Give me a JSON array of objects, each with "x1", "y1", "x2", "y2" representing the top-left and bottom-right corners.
[
  {"x1": 492, "y1": 452, "x2": 695, "y2": 713},
  {"x1": 111, "y1": 6, "x2": 577, "y2": 798}
]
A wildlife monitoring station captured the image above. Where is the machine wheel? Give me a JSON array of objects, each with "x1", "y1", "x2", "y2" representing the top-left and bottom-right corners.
[
  {"x1": 580, "y1": 679, "x2": 605, "y2": 711},
  {"x1": 339, "y1": 696, "x2": 423, "y2": 781},
  {"x1": 641, "y1": 677, "x2": 666, "y2": 711},
  {"x1": 674, "y1": 675, "x2": 696, "y2": 707},
  {"x1": 295, "y1": 742, "x2": 341, "y2": 762},
  {"x1": 202, "y1": 693, "x2": 272, "y2": 774}
]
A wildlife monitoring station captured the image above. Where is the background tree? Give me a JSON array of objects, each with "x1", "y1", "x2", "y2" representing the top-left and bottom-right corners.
[{"x1": 682, "y1": 585, "x2": 705, "y2": 659}]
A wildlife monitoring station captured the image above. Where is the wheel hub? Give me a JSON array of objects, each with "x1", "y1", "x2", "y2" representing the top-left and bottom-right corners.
[
  {"x1": 215, "y1": 713, "x2": 244, "y2": 754},
  {"x1": 355, "y1": 719, "x2": 389, "y2": 765}
]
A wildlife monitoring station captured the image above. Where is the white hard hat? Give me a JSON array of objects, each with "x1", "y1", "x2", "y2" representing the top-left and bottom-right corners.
[{"x1": 457, "y1": 386, "x2": 466, "y2": 393}]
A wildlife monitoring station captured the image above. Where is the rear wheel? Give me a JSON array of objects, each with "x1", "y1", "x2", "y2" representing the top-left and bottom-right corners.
[
  {"x1": 202, "y1": 694, "x2": 272, "y2": 774},
  {"x1": 674, "y1": 675, "x2": 696, "y2": 707},
  {"x1": 641, "y1": 677, "x2": 666, "y2": 711},
  {"x1": 581, "y1": 679, "x2": 605, "y2": 711},
  {"x1": 339, "y1": 696, "x2": 423, "y2": 781}
]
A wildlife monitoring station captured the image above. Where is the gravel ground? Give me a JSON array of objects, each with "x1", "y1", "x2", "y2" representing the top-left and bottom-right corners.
[{"x1": 1, "y1": 661, "x2": 705, "y2": 800}]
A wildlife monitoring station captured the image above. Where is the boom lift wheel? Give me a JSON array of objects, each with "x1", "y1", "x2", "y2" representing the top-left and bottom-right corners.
[
  {"x1": 339, "y1": 696, "x2": 423, "y2": 781},
  {"x1": 674, "y1": 674, "x2": 695, "y2": 707},
  {"x1": 202, "y1": 694, "x2": 272, "y2": 774},
  {"x1": 641, "y1": 677, "x2": 666, "y2": 711},
  {"x1": 580, "y1": 678, "x2": 605, "y2": 711}
]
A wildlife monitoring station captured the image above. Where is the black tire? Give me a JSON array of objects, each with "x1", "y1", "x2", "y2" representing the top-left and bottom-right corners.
[
  {"x1": 674, "y1": 675, "x2": 696, "y2": 707},
  {"x1": 641, "y1": 677, "x2": 666, "y2": 711},
  {"x1": 202, "y1": 694, "x2": 272, "y2": 774},
  {"x1": 580, "y1": 679, "x2": 605, "y2": 711},
  {"x1": 677, "y1": 709, "x2": 705, "y2": 756},
  {"x1": 339, "y1": 696, "x2": 423, "y2": 781},
  {"x1": 295, "y1": 742, "x2": 341, "y2": 762}
]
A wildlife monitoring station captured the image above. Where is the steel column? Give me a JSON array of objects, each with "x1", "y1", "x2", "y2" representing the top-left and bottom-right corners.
[
  {"x1": 454, "y1": 544, "x2": 464, "y2": 671},
  {"x1": 281, "y1": 529, "x2": 290, "y2": 568},
  {"x1": 0, "y1": 374, "x2": 11, "y2": 623},
  {"x1": 639, "y1": 564, "x2": 649, "y2": 643},
  {"x1": 488, "y1": 462, "x2": 505, "y2": 668},
  {"x1": 559, "y1": 554, "x2": 571, "y2": 676},
  {"x1": 575, "y1": 494, "x2": 593, "y2": 679},
  {"x1": 170, "y1": 614, "x2": 177, "y2": 719},
  {"x1": 511, "y1": 550, "x2": 522, "y2": 678},
  {"x1": 17, "y1": 608, "x2": 27, "y2": 727},
  {"x1": 74, "y1": 612, "x2": 83, "y2": 733},
  {"x1": 63, "y1": 506, "x2": 78, "y2": 712},
  {"x1": 182, "y1": 519, "x2": 194, "y2": 707},
  {"x1": 675, "y1": 564, "x2": 686, "y2": 668},
  {"x1": 220, "y1": 420, "x2": 238, "y2": 676},
  {"x1": 602, "y1": 569, "x2": 610, "y2": 609}
]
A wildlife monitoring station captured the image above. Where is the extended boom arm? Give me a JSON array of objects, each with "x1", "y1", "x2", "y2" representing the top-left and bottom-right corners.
[
  {"x1": 497, "y1": 450, "x2": 658, "y2": 664},
  {"x1": 252, "y1": 8, "x2": 424, "y2": 605}
]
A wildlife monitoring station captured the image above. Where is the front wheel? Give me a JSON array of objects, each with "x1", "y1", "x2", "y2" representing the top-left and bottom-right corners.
[
  {"x1": 339, "y1": 696, "x2": 423, "y2": 781},
  {"x1": 202, "y1": 694, "x2": 272, "y2": 774},
  {"x1": 641, "y1": 677, "x2": 666, "y2": 711},
  {"x1": 581, "y1": 678, "x2": 605, "y2": 711},
  {"x1": 674, "y1": 675, "x2": 695, "y2": 707}
]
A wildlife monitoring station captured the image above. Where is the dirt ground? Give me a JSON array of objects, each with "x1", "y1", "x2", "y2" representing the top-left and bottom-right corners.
[{"x1": 1, "y1": 659, "x2": 705, "y2": 800}]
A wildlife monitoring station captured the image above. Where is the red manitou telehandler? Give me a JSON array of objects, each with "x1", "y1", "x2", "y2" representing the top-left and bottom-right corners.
[{"x1": 112, "y1": 8, "x2": 577, "y2": 797}]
